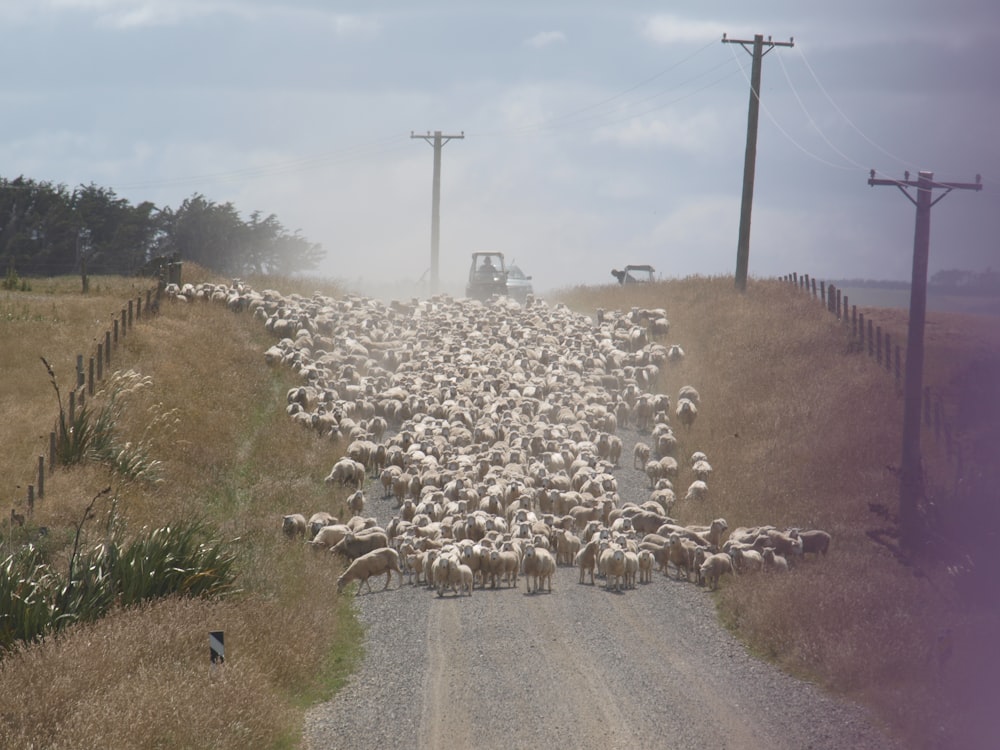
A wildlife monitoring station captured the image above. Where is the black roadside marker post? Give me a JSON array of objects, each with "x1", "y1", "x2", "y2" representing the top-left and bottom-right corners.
[{"x1": 210, "y1": 631, "x2": 225, "y2": 674}]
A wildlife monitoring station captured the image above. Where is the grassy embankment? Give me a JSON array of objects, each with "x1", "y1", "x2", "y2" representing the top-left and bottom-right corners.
[
  {"x1": 555, "y1": 277, "x2": 999, "y2": 750},
  {"x1": 1, "y1": 269, "x2": 360, "y2": 749},
  {"x1": 0, "y1": 272, "x2": 996, "y2": 748}
]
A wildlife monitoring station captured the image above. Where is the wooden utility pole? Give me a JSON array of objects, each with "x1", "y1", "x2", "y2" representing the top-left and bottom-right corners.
[
  {"x1": 411, "y1": 130, "x2": 464, "y2": 294},
  {"x1": 722, "y1": 33, "x2": 794, "y2": 292},
  {"x1": 868, "y1": 169, "x2": 983, "y2": 551}
]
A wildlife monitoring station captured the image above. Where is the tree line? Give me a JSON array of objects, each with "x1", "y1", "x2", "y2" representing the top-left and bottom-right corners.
[{"x1": 0, "y1": 175, "x2": 324, "y2": 279}]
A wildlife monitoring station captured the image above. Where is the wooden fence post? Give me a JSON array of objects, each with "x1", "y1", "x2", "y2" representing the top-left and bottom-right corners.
[
  {"x1": 836, "y1": 288, "x2": 843, "y2": 319},
  {"x1": 811, "y1": 278, "x2": 817, "y2": 298},
  {"x1": 858, "y1": 312, "x2": 865, "y2": 346},
  {"x1": 136, "y1": 295, "x2": 142, "y2": 320},
  {"x1": 128, "y1": 300, "x2": 134, "y2": 328},
  {"x1": 38, "y1": 456, "x2": 44, "y2": 499},
  {"x1": 105, "y1": 331, "x2": 111, "y2": 366},
  {"x1": 69, "y1": 389, "x2": 75, "y2": 425},
  {"x1": 121, "y1": 308, "x2": 127, "y2": 337},
  {"x1": 88, "y1": 356, "x2": 95, "y2": 395},
  {"x1": 820, "y1": 280, "x2": 826, "y2": 304},
  {"x1": 76, "y1": 354, "x2": 85, "y2": 388}
]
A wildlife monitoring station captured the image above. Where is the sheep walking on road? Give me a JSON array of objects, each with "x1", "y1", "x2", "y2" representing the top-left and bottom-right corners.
[{"x1": 336, "y1": 547, "x2": 402, "y2": 594}]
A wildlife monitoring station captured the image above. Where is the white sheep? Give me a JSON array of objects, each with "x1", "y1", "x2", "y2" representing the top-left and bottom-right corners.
[
  {"x1": 575, "y1": 539, "x2": 600, "y2": 585},
  {"x1": 684, "y1": 480, "x2": 708, "y2": 503},
  {"x1": 346, "y1": 489, "x2": 366, "y2": 516},
  {"x1": 601, "y1": 545, "x2": 627, "y2": 592},
  {"x1": 678, "y1": 385, "x2": 700, "y2": 406},
  {"x1": 309, "y1": 523, "x2": 351, "y2": 549},
  {"x1": 637, "y1": 548, "x2": 655, "y2": 583},
  {"x1": 336, "y1": 547, "x2": 401, "y2": 594},
  {"x1": 282, "y1": 513, "x2": 307, "y2": 539},
  {"x1": 762, "y1": 548, "x2": 789, "y2": 572},
  {"x1": 521, "y1": 543, "x2": 556, "y2": 594},
  {"x1": 699, "y1": 552, "x2": 733, "y2": 590},
  {"x1": 675, "y1": 398, "x2": 698, "y2": 430}
]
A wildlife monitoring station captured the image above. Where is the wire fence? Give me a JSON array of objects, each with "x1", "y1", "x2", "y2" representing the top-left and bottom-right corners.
[
  {"x1": 781, "y1": 272, "x2": 961, "y2": 468},
  {"x1": 18, "y1": 286, "x2": 162, "y2": 517}
]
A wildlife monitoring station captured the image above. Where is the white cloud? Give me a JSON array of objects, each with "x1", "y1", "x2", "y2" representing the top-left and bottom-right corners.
[
  {"x1": 641, "y1": 14, "x2": 724, "y2": 45},
  {"x1": 523, "y1": 30, "x2": 566, "y2": 49},
  {"x1": 593, "y1": 110, "x2": 722, "y2": 152},
  {"x1": 28, "y1": 1, "x2": 380, "y2": 34}
]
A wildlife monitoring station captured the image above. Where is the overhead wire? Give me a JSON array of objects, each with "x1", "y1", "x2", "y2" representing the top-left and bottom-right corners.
[
  {"x1": 725, "y1": 42, "x2": 863, "y2": 172},
  {"x1": 471, "y1": 40, "x2": 718, "y2": 136},
  {"x1": 794, "y1": 43, "x2": 916, "y2": 173},
  {"x1": 774, "y1": 50, "x2": 868, "y2": 170}
]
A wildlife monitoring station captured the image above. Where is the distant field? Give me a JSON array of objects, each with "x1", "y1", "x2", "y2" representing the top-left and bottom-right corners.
[{"x1": 836, "y1": 286, "x2": 1000, "y2": 316}]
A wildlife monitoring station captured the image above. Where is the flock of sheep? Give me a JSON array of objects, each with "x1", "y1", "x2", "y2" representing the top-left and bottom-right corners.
[{"x1": 165, "y1": 281, "x2": 831, "y2": 596}]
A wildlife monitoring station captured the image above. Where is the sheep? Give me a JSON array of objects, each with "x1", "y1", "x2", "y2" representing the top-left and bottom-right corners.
[
  {"x1": 678, "y1": 385, "x2": 700, "y2": 406},
  {"x1": 307, "y1": 511, "x2": 337, "y2": 539},
  {"x1": 456, "y1": 562, "x2": 474, "y2": 596},
  {"x1": 730, "y1": 546, "x2": 763, "y2": 574},
  {"x1": 691, "y1": 459, "x2": 713, "y2": 482},
  {"x1": 555, "y1": 528, "x2": 582, "y2": 566},
  {"x1": 325, "y1": 457, "x2": 366, "y2": 488},
  {"x1": 762, "y1": 548, "x2": 789, "y2": 573},
  {"x1": 666, "y1": 344, "x2": 684, "y2": 364},
  {"x1": 575, "y1": 539, "x2": 600, "y2": 584},
  {"x1": 623, "y1": 550, "x2": 639, "y2": 589},
  {"x1": 346, "y1": 490, "x2": 366, "y2": 516},
  {"x1": 637, "y1": 549, "x2": 655, "y2": 584},
  {"x1": 336, "y1": 547, "x2": 401, "y2": 594},
  {"x1": 699, "y1": 552, "x2": 733, "y2": 591},
  {"x1": 521, "y1": 543, "x2": 556, "y2": 594},
  {"x1": 633, "y1": 442, "x2": 651, "y2": 469},
  {"x1": 601, "y1": 545, "x2": 627, "y2": 592},
  {"x1": 330, "y1": 530, "x2": 390, "y2": 561},
  {"x1": 282, "y1": 513, "x2": 307, "y2": 539},
  {"x1": 675, "y1": 398, "x2": 698, "y2": 430},
  {"x1": 309, "y1": 523, "x2": 352, "y2": 549},
  {"x1": 790, "y1": 528, "x2": 832, "y2": 558},
  {"x1": 684, "y1": 480, "x2": 708, "y2": 503}
]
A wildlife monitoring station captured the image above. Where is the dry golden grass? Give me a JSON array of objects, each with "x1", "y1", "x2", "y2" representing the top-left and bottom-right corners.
[
  {"x1": 555, "y1": 277, "x2": 999, "y2": 750},
  {"x1": 1, "y1": 270, "x2": 359, "y2": 750},
  {"x1": 2, "y1": 272, "x2": 995, "y2": 749}
]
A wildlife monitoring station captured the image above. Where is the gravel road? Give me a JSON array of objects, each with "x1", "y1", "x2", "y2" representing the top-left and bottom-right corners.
[{"x1": 303, "y1": 426, "x2": 900, "y2": 750}]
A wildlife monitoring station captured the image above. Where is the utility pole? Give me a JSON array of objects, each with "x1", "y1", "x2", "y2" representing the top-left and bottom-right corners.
[
  {"x1": 722, "y1": 33, "x2": 794, "y2": 292},
  {"x1": 868, "y1": 169, "x2": 982, "y2": 552},
  {"x1": 411, "y1": 130, "x2": 464, "y2": 294}
]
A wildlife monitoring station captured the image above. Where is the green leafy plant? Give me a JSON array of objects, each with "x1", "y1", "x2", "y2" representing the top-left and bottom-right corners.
[
  {"x1": 42, "y1": 361, "x2": 176, "y2": 483},
  {"x1": 0, "y1": 487, "x2": 240, "y2": 657}
]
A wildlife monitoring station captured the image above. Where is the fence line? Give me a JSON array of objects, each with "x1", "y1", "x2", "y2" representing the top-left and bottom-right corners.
[
  {"x1": 18, "y1": 286, "x2": 161, "y2": 517},
  {"x1": 780, "y1": 272, "x2": 958, "y2": 464}
]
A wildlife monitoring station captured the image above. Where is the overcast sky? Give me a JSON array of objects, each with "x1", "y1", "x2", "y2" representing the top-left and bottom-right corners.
[{"x1": 2, "y1": 1, "x2": 996, "y2": 295}]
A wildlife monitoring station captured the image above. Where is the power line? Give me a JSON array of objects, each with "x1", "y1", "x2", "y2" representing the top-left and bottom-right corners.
[{"x1": 796, "y1": 44, "x2": 915, "y2": 171}]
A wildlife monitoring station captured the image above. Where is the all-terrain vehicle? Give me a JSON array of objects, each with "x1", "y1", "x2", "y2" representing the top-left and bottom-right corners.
[
  {"x1": 466, "y1": 252, "x2": 509, "y2": 301},
  {"x1": 611, "y1": 264, "x2": 656, "y2": 284}
]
